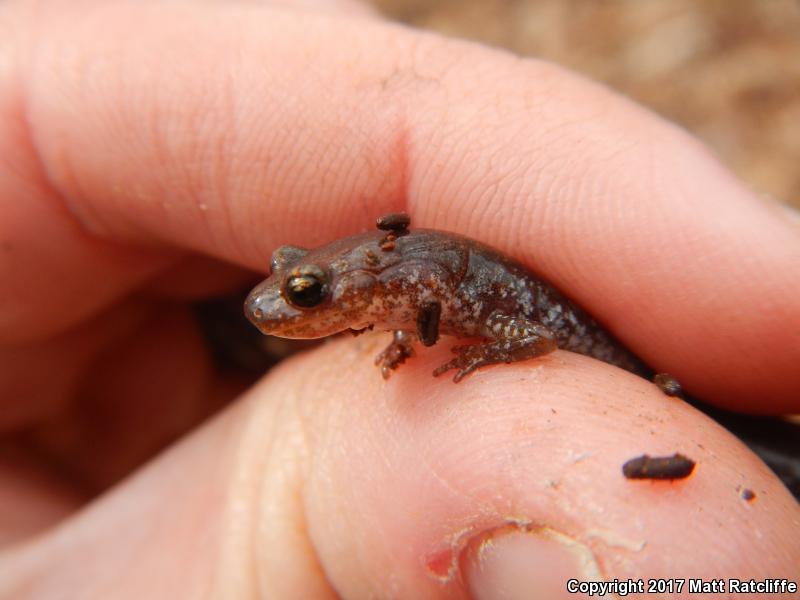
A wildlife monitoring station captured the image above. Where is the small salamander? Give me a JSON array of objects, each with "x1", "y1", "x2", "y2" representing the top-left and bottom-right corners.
[{"x1": 244, "y1": 212, "x2": 660, "y2": 384}]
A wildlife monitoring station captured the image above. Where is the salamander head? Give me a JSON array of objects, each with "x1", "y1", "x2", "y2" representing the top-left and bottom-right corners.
[{"x1": 244, "y1": 242, "x2": 382, "y2": 338}]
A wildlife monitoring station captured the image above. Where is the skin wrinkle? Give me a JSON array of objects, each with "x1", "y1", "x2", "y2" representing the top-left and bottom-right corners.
[
  {"x1": 293, "y1": 489, "x2": 338, "y2": 600},
  {"x1": 223, "y1": 384, "x2": 285, "y2": 597},
  {"x1": 469, "y1": 117, "x2": 534, "y2": 232},
  {"x1": 372, "y1": 47, "x2": 445, "y2": 222},
  {"x1": 194, "y1": 63, "x2": 234, "y2": 260},
  {"x1": 300, "y1": 377, "x2": 470, "y2": 596},
  {"x1": 288, "y1": 404, "x2": 337, "y2": 597},
  {"x1": 333, "y1": 435, "x2": 406, "y2": 595},
  {"x1": 303, "y1": 354, "x2": 418, "y2": 592},
  {"x1": 180, "y1": 71, "x2": 244, "y2": 251},
  {"x1": 381, "y1": 74, "x2": 423, "y2": 209},
  {"x1": 1, "y1": 3, "x2": 45, "y2": 202},
  {"x1": 15, "y1": 13, "x2": 94, "y2": 241},
  {"x1": 253, "y1": 413, "x2": 292, "y2": 597},
  {"x1": 408, "y1": 33, "x2": 474, "y2": 94}
]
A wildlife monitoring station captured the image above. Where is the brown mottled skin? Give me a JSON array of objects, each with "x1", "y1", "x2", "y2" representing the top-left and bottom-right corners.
[{"x1": 245, "y1": 214, "x2": 649, "y2": 382}]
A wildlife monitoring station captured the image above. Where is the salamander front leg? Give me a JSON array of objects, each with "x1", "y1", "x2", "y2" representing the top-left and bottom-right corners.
[
  {"x1": 433, "y1": 314, "x2": 558, "y2": 382},
  {"x1": 375, "y1": 330, "x2": 416, "y2": 379},
  {"x1": 374, "y1": 301, "x2": 441, "y2": 379}
]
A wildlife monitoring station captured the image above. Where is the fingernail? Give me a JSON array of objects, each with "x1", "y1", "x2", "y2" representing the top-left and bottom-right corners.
[{"x1": 464, "y1": 524, "x2": 602, "y2": 600}]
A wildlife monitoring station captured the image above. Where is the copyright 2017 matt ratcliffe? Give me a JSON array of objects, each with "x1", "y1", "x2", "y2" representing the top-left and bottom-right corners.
[{"x1": 567, "y1": 578, "x2": 797, "y2": 596}]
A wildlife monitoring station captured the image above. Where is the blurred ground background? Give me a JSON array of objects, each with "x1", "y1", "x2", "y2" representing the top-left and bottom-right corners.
[{"x1": 371, "y1": 0, "x2": 800, "y2": 208}]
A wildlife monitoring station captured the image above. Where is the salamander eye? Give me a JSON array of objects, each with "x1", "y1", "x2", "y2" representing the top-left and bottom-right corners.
[{"x1": 283, "y1": 265, "x2": 329, "y2": 309}]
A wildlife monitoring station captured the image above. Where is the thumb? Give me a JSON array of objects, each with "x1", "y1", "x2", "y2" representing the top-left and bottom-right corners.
[{"x1": 2, "y1": 335, "x2": 797, "y2": 598}]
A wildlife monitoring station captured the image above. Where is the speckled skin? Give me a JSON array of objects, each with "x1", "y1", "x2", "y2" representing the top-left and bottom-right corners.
[{"x1": 244, "y1": 216, "x2": 646, "y2": 382}]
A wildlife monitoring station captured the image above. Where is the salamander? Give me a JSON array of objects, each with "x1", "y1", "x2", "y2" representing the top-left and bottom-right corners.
[{"x1": 243, "y1": 212, "x2": 667, "y2": 385}]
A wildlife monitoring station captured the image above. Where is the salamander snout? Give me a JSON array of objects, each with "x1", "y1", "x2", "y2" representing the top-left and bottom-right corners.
[
  {"x1": 243, "y1": 279, "x2": 302, "y2": 335},
  {"x1": 243, "y1": 287, "x2": 264, "y2": 325}
]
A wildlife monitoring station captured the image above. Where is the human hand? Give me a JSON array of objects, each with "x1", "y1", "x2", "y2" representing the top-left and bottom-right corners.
[{"x1": 1, "y1": 0, "x2": 798, "y2": 597}]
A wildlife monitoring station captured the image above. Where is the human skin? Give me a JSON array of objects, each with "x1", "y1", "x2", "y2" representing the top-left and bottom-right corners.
[{"x1": 0, "y1": 0, "x2": 799, "y2": 598}]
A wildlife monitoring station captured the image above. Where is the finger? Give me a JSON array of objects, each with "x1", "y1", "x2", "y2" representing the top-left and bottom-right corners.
[
  {"x1": 2, "y1": 338, "x2": 796, "y2": 597},
  {"x1": 0, "y1": 449, "x2": 84, "y2": 548},
  {"x1": 278, "y1": 339, "x2": 800, "y2": 595},
  {"x1": 0, "y1": 300, "x2": 158, "y2": 431},
  {"x1": 19, "y1": 305, "x2": 225, "y2": 491},
  {"x1": 6, "y1": 0, "x2": 799, "y2": 408},
  {"x1": 142, "y1": 255, "x2": 257, "y2": 301},
  {"x1": 0, "y1": 299, "x2": 240, "y2": 491}
]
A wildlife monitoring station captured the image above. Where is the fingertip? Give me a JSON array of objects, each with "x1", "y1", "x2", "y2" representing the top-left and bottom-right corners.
[{"x1": 256, "y1": 338, "x2": 800, "y2": 595}]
